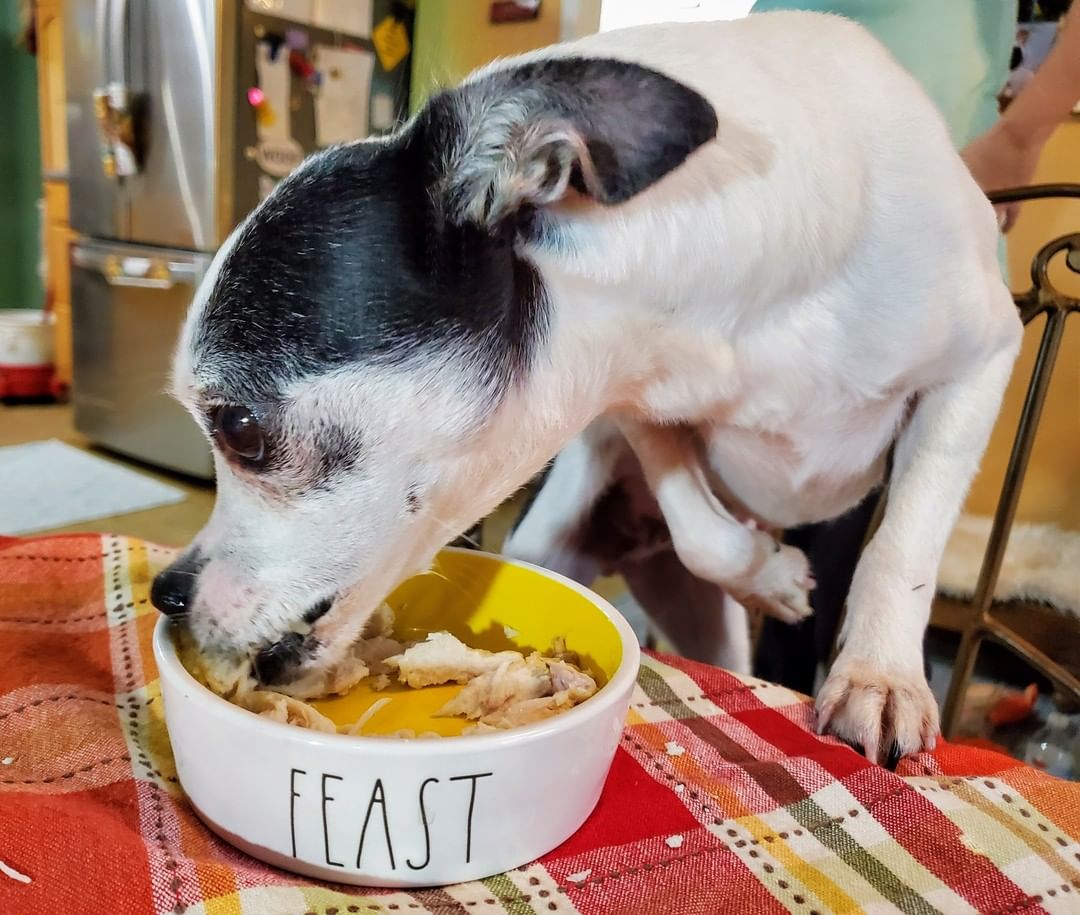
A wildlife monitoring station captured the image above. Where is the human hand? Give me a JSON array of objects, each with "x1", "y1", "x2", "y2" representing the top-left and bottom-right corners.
[{"x1": 961, "y1": 123, "x2": 1043, "y2": 232}]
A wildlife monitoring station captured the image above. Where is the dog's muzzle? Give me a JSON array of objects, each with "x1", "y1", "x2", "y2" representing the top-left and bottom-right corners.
[
  {"x1": 151, "y1": 550, "x2": 337, "y2": 687},
  {"x1": 252, "y1": 632, "x2": 312, "y2": 686},
  {"x1": 251, "y1": 596, "x2": 336, "y2": 686}
]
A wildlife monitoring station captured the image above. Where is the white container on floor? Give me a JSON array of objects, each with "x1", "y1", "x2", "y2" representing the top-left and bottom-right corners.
[{"x1": 0, "y1": 310, "x2": 54, "y2": 368}]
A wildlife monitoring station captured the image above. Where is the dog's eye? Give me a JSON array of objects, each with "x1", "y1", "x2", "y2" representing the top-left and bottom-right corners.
[{"x1": 213, "y1": 406, "x2": 266, "y2": 464}]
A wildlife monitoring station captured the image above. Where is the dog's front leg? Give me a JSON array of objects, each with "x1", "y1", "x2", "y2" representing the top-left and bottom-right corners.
[
  {"x1": 618, "y1": 420, "x2": 813, "y2": 624},
  {"x1": 817, "y1": 344, "x2": 1019, "y2": 763}
]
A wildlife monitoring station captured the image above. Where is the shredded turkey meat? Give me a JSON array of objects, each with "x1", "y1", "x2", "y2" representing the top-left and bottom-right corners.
[
  {"x1": 385, "y1": 631, "x2": 526, "y2": 688},
  {"x1": 179, "y1": 607, "x2": 598, "y2": 737},
  {"x1": 385, "y1": 633, "x2": 599, "y2": 729},
  {"x1": 234, "y1": 690, "x2": 339, "y2": 733}
]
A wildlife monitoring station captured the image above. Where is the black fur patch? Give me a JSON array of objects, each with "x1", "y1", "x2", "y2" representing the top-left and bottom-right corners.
[
  {"x1": 302, "y1": 596, "x2": 335, "y2": 624},
  {"x1": 436, "y1": 56, "x2": 718, "y2": 213},
  {"x1": 191, "y1": 55, "x2": 714, "y2": 422},
  {"x1": 311, "y1": 421, "x2": 364, "y2": 482},
  {"x1": 194, "y1": 131, "x2": 549, "y2": 407}
]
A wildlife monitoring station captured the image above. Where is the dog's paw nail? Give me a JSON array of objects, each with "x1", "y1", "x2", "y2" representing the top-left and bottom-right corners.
[
  {"x1": 815, "y1": 705, "x2": 833, "y2": 734},
  {"x1": 817, "y1": 658, "x2": 939, "y2": 765}
]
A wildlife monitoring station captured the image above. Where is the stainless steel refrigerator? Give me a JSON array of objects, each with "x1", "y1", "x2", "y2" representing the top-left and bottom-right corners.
[{"x1": 64, "y1": 0, "x2": 412, "y2": 478}]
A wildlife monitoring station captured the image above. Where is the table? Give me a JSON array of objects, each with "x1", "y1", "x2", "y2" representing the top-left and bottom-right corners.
[{"x1": 1, "y1": 534, "x2": 1078, "y2": 914}]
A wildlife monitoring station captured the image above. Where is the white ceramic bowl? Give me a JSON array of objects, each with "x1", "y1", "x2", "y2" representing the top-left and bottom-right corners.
[{"x1": 154, "y1": 549, "x2": 640, "y2": 887}]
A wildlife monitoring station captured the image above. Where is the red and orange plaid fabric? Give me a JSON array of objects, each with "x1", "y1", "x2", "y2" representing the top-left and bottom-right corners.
[{"x1": 1, "y1": 534, "x2": 1078, "y2": 914}]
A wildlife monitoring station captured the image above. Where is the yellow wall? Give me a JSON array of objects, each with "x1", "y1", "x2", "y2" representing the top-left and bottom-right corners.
[
  {"x1": 966, "y1": 121, "x2": 1080, "y2": 529},
  {"x1": 411, "y1": 0, "x2": 562, "y2": 109}
]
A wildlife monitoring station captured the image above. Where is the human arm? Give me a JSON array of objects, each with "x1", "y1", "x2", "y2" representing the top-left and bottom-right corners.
[{"x1": 962, "y1": 11, "x2": 1080, "y2": 229}]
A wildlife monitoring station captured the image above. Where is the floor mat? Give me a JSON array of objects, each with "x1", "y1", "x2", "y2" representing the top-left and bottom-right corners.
[{"x1": 0, "y1": 439, "x2": 185, "y2": 534}]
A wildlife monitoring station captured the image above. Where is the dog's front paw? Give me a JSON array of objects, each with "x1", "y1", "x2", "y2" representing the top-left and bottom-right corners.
[
  {"x1": 736, "y1": 542, "x2": 814, "y2": 624},
  {"x1": 816, "y1": 655, "x2": 938, "y2": 764}
]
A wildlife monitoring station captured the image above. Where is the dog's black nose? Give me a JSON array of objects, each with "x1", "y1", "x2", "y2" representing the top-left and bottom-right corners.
[{"x1": 150, "y1": 551, "x2": 205, "y2": 618}]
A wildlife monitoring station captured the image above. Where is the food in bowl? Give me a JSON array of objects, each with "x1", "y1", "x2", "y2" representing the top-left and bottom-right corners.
[{"x1": 177, "y1": 603, "x2": 599, "y2": 738}]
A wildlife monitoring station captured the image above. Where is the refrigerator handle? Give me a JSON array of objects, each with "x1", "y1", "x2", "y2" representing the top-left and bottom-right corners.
[
  {"x1": 98, "y1": 0, "x2": 145, "y2": 179},
  {"x1": 96, "y1": 0, "x2": 112, "y2": 83},
  {"x1": 73, "y1": 246, "x2": 198, "y2": 290},
  {"x1": 106, "y1": 0, "x2": 129, "y2": 87}
]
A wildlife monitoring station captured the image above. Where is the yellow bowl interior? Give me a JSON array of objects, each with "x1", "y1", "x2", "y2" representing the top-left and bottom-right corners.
[{"x1": 311, "y1": 550, "x2": 624, "y2": 736}]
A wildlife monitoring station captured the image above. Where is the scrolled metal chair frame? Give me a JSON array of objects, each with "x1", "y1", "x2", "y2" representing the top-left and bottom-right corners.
[{"x1": 940, "y1": 184, "x2": 1080, "y2": 736}]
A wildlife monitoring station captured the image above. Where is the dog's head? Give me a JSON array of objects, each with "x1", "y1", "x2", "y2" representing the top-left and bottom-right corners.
[{"x1": 152, "y1": 54, "x2": 716, "y2": 690}]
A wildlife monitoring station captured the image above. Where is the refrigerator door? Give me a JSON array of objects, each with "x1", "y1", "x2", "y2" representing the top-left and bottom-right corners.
[
  {"x1": 229, "y1": 2, "x2": 345, "y2": 223},
  {"x1": 228, "y1": 1, "x2": 411, "y2": 224},
  {"x1": 70, "y1": 240, "x2": 214, "y2": 480},
  {"x1": 64, "y1": 0, "x2": 129, "y2": 240},
  {"x1": 126, "y1": 0, "x2": 220, "y2": 250}
]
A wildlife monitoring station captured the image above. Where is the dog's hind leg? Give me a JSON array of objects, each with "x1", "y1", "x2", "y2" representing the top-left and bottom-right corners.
[
  {"x1": 508, "y1": 420, "x2": 753, "y2": 672},
  {"x1": 502, "y1": 419, "x2": 626, "y2": 585},
  {"x1": 621, "y1": 550, "x2": 752, "y2": 673},
  {"x1": 618, "y1": 420, "x2": 813, "y2": 625},
  {"x1": 817, "y1": 309, "x2": 1021, "y2": 763}
]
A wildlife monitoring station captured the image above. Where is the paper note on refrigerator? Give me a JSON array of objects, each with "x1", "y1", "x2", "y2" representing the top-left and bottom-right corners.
[
  {"x1": 254, "y1": 40, "x2": 291, "y2": 142},
  {"x1": 313, "y1": 0, "x2": 372, "y2": 37},
  {"x1": 314, "y1": 45, "x2": 375, "y2": 146},
  {"x1": 370, "y1": 92, "x2": 396, "y2": 131},
  {"x1": 245, "y1": 0, "x2": 315, "y2": 26}
]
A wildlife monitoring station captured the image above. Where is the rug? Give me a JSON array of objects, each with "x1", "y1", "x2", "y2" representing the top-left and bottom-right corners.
[
  {"x1": 939, "y1": 514, "x2": 1080, "y2": 618},
  {"x1": 0, "y1": 440, "x2": 185, "y2": 534}
]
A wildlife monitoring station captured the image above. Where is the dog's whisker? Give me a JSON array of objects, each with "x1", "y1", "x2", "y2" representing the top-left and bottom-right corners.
[
  {"x1": 454, "y1": 529, "x2": 483, "y2": 549},
  {"x1": 414, "y1": 506, "x2": 482, "y2": 549},
  {"x1": 412, "y1": 567, "x2": 451, "y2": 584}
]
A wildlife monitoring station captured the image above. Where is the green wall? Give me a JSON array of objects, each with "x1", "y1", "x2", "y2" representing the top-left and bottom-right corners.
[{"x1": 0, "y1": 0, "x2": 42, "y2": 310}]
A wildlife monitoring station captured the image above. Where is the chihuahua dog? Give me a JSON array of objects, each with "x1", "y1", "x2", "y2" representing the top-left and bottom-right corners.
[{"x1": 153, "y1": 12, "x2": 1021, "y2": 763}]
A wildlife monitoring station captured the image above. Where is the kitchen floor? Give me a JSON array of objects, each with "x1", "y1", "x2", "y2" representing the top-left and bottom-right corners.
[{"x1": 0, "y1": 402, "x2": 215, "y2": 547}]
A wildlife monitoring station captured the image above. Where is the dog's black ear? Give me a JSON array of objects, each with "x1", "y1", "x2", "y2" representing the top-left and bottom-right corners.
[{"x1": 422, "y1": 57, "x2": 718, "y2": 228}]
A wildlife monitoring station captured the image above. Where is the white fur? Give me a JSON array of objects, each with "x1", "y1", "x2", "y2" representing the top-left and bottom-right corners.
[
  {"x1": 177, "y1": 14, "x2": 1022, "y2": 759},
  {"x1": 502, "y1": 14, "x2": 1020, "y2": 760},
  {"x1": 505, "y1": 421, "x2": 755, "y2": 672}
]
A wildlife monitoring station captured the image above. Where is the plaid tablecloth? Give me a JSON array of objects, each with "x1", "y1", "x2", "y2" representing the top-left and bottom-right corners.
[{"x1": 1, "y1": 534, "x2": 1078, "y2": 915}]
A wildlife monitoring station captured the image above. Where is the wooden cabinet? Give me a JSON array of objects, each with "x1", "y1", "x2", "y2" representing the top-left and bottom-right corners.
[
  {"x1": 43, "y1": 182, "x2": 72, "y2": 387},
  {"x1": 34, "y1": 0, "x2": 73, "y2": 388}
]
